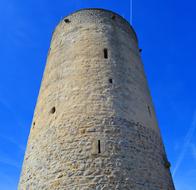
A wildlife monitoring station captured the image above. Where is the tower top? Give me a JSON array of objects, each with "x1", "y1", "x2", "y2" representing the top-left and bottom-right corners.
[{"x1": 58, "y1": 8, "x2": 138, "y2": 43}]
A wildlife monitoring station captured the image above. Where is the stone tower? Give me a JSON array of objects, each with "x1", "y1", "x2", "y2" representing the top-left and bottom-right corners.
[{"x1": 19, "y1": 9, "x2": 175, "y2": 190}]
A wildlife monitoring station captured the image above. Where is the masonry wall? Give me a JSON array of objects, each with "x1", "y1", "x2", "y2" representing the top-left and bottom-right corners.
[{"x1": 18, "y1": 9, "x2": 175, "y2": 190}]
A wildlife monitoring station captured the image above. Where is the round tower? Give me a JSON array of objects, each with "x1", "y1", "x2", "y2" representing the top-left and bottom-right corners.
[{"x1": 19, "y1": 9, "x2": 175, "y2": 189}]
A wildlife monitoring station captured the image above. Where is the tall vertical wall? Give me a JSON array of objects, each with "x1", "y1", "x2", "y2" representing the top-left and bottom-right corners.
[{"x1": 18, "y1": 9, "x2": 175, "y2": 190}]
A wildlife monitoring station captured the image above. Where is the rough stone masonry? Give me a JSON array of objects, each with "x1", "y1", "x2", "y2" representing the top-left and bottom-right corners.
[{"x1": 18, "y1": 8, "x2": 175, "y2": 190}]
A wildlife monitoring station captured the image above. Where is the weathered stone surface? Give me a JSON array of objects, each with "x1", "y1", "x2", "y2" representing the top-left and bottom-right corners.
[{"x1": 18, "y1": 8, "x2": 175, "y2": 190}]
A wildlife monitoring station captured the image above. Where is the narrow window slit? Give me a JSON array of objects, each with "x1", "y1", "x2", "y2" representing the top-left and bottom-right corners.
[
  {"x1": 64, "y1": 18, "x2": 70, "y2": 23},
  {"x1": 32, "y1": 122, "x2": 35, "y2": 129},
  {"x1": 148, "y1": 105, "x2": 151, "y2": 117},
  {"x1": 163, "y1": 154, "x2": 171, "y2": 169},
  {"x1": 50, "y1": 107, "x2": 56, "y2": 114},
  {"x1": 112, "y1": 15, "x2": 116, "y2": 20},
  {"x1": 109, "y1": 78, "x2": 113, "y2": 84},
  {"x1": 164, "y1": 160, "x2": 171, "y2": 169},
  {"x1": 98, "y1": 140, "x2": 101, "y2": 153},
  {"x1": 104, "y1": 48, "x2": 108, "y2": 59}
]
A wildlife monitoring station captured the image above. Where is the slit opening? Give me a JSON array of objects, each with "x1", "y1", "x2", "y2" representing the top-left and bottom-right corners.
[
  {"x1": 104, "y1": 48, "x2": 108, "y2": 59},
  {"x1": 98, "y1": 140, "x2": 101, "y2": 153}
]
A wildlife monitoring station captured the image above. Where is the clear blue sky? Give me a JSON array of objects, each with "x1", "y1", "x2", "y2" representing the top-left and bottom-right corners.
[{"x1": 0, "y1": 0, "x2": 196, "y2": 189}]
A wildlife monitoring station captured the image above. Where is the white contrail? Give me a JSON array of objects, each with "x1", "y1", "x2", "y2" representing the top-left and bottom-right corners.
[
  {"x1": 172, "y1": 111, "x2": 196, "y2": 177},
  {"x1": 130, "y1": 0, "x2": 133, "y2": 24}
]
